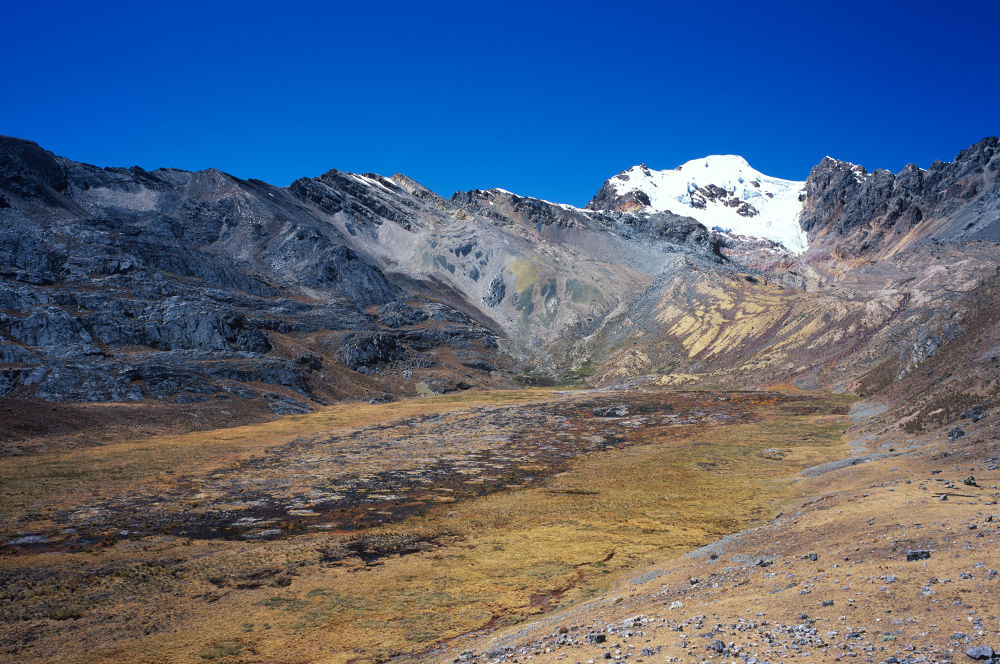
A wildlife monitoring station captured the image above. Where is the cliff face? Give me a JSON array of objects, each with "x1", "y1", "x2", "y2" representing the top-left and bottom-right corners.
[{"x1": 801, "y1": 137, "x2": 1000, "y2": 259}]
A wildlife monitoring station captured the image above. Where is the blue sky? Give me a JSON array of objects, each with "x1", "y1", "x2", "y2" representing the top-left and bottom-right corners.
[{"x1": 4, "y1": 0, "x2": 998, "y2": 206}]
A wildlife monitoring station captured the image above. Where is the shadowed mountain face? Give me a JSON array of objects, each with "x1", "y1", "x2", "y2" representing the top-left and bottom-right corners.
[
  {"x1": 1, "y1": 134, "x2": 999, "y2": 436},
  {"x1": 0, "y1": 137, "x2": 511, "y2": 421}
]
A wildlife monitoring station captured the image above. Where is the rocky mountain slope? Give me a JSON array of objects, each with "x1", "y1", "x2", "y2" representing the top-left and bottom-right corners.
[
  {"x1": 0, "y1": 136, "x2": 512, "y2": 430},
  {"x1": 558, "y1": 139, "x2": 1000, "y2": 395},
  {"x1": 801, "y1": 137, "x2": 1000, "y2": 261},
  {"x1": 1, "y1": 134, "x2": 998, "y2": 444}
]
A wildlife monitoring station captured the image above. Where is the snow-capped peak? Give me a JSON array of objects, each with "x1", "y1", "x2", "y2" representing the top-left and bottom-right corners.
[{"x1": 606, "y1": 155, "x2": 808, "y2": 253}]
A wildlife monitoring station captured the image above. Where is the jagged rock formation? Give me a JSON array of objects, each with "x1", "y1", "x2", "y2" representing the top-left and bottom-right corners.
[{"x1": 801, "y1": 137, "x2": 1000, "y2": 259}]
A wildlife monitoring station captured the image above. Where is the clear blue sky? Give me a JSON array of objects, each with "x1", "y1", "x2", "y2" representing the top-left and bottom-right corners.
[{"x1": 4, "y1": 0, "x2": 998, "y2": 206}]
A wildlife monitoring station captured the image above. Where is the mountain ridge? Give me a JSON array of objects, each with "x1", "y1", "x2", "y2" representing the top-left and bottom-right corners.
[{"x1": 1, "y1": 133, "x2": 998, "y2": 442}]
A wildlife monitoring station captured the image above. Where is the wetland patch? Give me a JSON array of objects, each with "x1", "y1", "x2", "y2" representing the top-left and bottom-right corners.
[{"x1": 4, "y1": 392, "x2": 757, "y2": 552}]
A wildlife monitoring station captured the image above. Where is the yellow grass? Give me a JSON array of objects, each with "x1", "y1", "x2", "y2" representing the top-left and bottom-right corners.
[
  {"x1": 1, "y1": 389, "x2": 854, "y2": 664},
  {"x1": 0, "y1": 388, "x2": 563, "y2": 520}
]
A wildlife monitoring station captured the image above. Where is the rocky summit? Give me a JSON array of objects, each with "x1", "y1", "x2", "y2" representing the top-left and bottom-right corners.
[{"x1": 2, "y1": 134, "x2": 1000, "y2": 664}]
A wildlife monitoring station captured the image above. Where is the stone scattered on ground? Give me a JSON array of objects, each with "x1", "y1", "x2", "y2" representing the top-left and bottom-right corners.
[{"x1": 434, "y1": 410, "x2": 1000, "y2": 664}]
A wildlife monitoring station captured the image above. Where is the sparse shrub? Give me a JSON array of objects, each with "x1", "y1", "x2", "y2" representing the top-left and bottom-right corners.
[
  {"x1": 199, "y1": 641, "x2": 245, "y2": 660},
  {"x1": 902, "y1": 391, "x2": 984, "y2": 432}
]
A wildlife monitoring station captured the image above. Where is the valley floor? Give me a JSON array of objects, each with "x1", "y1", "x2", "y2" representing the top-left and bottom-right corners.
[
  {"x1": 436, "y1": 403, "x2": 1000, "y2": 664},
  {"x1": 1, "y1": 387, "x2": 854, "y2": 663}
]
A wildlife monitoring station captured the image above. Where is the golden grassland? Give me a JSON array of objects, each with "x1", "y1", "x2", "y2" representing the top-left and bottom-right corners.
[
  {"x1": 0, "y1": 388, "x2": 855, "y2": 664},
  {"x1": 451, "y1": 425, "x2": 1000, "y2": 664}
]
